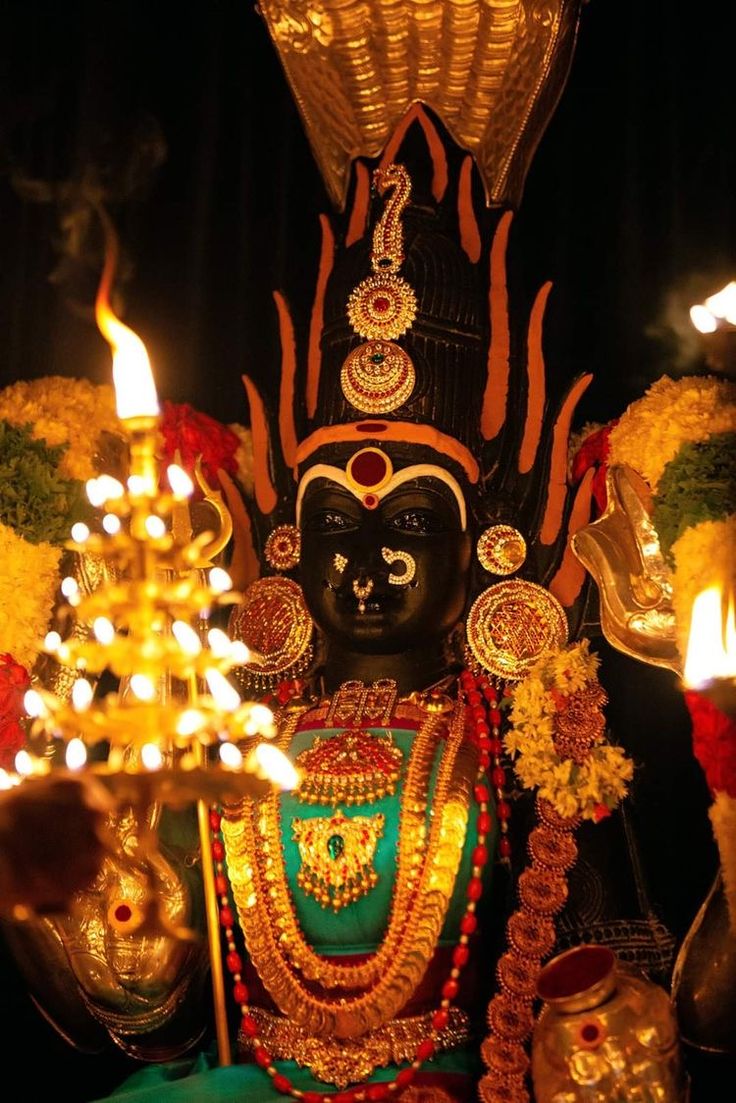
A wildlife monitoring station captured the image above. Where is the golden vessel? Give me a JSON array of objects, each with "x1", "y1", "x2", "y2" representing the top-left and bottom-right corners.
[{"x1": 531, "y1": 945, "x2": 688, "y2": 1102}]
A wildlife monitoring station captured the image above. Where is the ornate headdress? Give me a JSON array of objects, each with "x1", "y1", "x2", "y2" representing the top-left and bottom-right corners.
[{"x1": 226, "y1": 98, "x2": 596, "y2": 688}]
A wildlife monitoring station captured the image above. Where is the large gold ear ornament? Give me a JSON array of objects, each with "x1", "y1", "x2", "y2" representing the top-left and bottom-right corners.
[
  {"x1": 465, "y1": 579, "x2": 568, "y2": 681},
  {"x1": 570, "y1": 464, "x2": 680, "y2": 674},
  {"x1": 477, "y1": 525, "x2": 527, "y2": 576},
  {"x1": 229, "y1": 576, "x2": 314, "y2": 693}
]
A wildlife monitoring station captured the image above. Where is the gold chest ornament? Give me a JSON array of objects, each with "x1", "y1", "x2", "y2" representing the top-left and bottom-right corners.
[{"x1": 292, "y1": 808, "x2": 384, "y2": 912}]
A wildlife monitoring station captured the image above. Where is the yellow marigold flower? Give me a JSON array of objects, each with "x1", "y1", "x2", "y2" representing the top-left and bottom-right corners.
[
  {"x1": 0, "y1": 521, "x2": 61, "y2": 670},
  {"x1": 0, "y1": 377, "x2": 119, "y2": 482},
  {"x1": 609, "y1": 375, "x2": 736, "y2": 493}
]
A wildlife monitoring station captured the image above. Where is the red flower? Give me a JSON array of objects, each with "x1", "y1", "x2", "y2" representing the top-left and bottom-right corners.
[
  {"x1": 571, "y1": 421, "x2": 618, "y2": 514},
  {"x1": 160, "y1": 401, "x2": 240, "y2": 493},
  {"x1": 0, "y1": 653, "x2": 31, "y2": 770},
  {"x1": 685, "y1": 690, "x2": 736, "y2": 798}
]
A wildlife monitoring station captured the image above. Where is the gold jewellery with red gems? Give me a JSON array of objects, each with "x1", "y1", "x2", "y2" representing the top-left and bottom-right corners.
[
  {"x1": 295, "y1": 727, "x2": 404, "y2": 805},
  {"x1": 342, "y1": 164, "x2": 417, "y2": 415}
]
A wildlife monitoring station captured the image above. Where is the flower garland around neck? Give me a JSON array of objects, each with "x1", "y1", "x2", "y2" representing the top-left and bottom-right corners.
[
  {"x1": 503, "y1": 639, "x2": 633, "y2": 822},
  {"x1": 479, "y1": 639, "x2": 633, "y2": 1103}
]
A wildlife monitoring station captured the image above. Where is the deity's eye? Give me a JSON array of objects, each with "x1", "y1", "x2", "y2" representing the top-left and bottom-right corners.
[
  {"x1": 385, "y1": 508, "x2": 447, "y2": 535},
  {"x1": 302, "y1": 509, "x2": 359, "y2": 534}
]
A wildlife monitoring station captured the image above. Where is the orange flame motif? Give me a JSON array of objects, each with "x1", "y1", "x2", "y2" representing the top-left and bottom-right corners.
[{"x1": 95, "y1": 211, "x2": 159, "y2": 421}]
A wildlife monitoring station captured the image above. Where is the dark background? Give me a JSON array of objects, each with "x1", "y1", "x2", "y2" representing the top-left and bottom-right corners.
[
  {"x1": 0, "y1": 1, "x2": 734, "y2": 1098},
  {"x1": 2, "y1": 1, "x2": 736, "y2": 425}
]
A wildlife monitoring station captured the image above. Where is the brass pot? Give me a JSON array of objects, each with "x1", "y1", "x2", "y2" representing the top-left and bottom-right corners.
[{"x1": 531, "y1": 944, "x2": 688, "y2": 1102}]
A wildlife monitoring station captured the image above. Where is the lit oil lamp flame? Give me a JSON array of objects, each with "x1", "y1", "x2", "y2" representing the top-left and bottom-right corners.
[
  {"x1": 690, "y1": 281, "x2": 736, "y2": 334},
  {"x1": 95, "y1": 211, "x2": 159, "y2": 422},
  {"x1": 683, "y1": 586, "x2": 736, "y2": 689}
]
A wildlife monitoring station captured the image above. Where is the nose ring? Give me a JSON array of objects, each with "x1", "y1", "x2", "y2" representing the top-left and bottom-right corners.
[
  {"x1": 352, "y1": 577, "x2": 374, "y2": 614},
  {"x1": 381, "y1": 547, "x2": 416, "y2": 586}
]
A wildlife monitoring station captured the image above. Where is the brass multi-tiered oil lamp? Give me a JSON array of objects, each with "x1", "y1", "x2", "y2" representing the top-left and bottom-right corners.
[{"x1": 13, "y1": 221, "x2": 296, "y2": 1065}]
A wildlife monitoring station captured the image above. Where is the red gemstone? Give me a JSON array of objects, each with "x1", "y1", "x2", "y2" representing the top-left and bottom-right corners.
[
  {"x1": 475, "y1": 723, "x2": 490, "y2": 738},
  {"x1": 492, "y1": 767, "x2": 506, "y2": 788},
  {"x1": 467, "y1": 690, "x2": 482, "y2": 706},
  {"x1": 302, "y1": 1094, "x2": 324, "y2": 1103},
  {"x1": 233, "y1": 981, "x2": 249, "y2": 1004},
  {"x1": 367, "y1": 1085, "x2": 389, "y2": 1101},
  {"x1": 461, "y1": 913, "x2": 478, "y2": 935},
  {"x1": 226, "y1": 951, "x2": 243, "y2": 974},
  {"x1": 114, "y1": 904, "x2": 132, "y2": 923},
  {"x1": 254, "y1": 1047, "x2": 272, "y2": 1068},
  {"x1": 431, "y1": 1009, "x2": 449, "y2": 1031},
  {"x1": 471, "y1": 705, "x2": 486, "y2": 722},
  {"x1": 490, "y1": 739, "x2": 503, "y2": 755},
  {"x1": 499, "y1": 837, "x2": 512, "y2": 858},
  {"x1": 417, "y1": 1036, "x2": 434, "y2": 1063},
  {"x1": 396, "y1": 1069, "x2": 416, "y2": 1088},
  {"x1": 453, "y1": 945, "x2": 470, "y2": 968},
  {"x1": 490, "y1": 709, "x2": 502, "y2": 725},
  {"x1": 477, "y1": 811, "x2": 492, "y2": 833},
  {"x1": 373, "y1": 296, "x2": 391, "y2": 313},
  {"x1": 209, "y1": 809, "x2": 222, "y2": 831},
  {"x1": 241, "y1": 1014, "x2": 258, "y2": 1037},
  {"x1": 467, "y1": 877, "x2": 483, "y2": 901},
  {"x1": 212, "y1": 840, "x2": 225, "y2": 861},
  {"x1": 273, "y1": 1075, "x2": 292, "y2": 1095},
  {"x1": 215, "y1": 874, "x2": 228, "y2": 896},
  {"x1": 473, "y1": 845, "x2": 489, "y2": 867},
  {"x1": 442, "y1": 979, "x2": 459, "y2": 1000},
  {"x1": 479, "y1": 752, "x2": 491, "y2": 771},
  {"x1": 334, "y1": 1092, "x2": 357, "y2": 1103},
  {"x1": 220, "y1": 906, "x2": 234, "y2": 929},
  {"x1": 460, "y1": 671, "x2": 476, "y2": 689},
  {"x1": 474, "y1": 784, "x2": 490, "y2": 804},
  {"x1": 497, "y1": 801, "x2": 511, "y2": 821}
]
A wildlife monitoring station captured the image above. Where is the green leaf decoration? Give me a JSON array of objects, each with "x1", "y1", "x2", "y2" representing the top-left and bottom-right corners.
[
  {"x1": 653, "y1": 431, "x2": 736, "y2": 561},
  {"x1": 0, "y1": 419, "x2": 90, "y2": 545}
]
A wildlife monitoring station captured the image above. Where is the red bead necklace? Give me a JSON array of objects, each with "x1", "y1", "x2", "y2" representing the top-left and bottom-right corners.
[{"x1": 208, "y1": 672, "x2": 509, "y2": 1101}]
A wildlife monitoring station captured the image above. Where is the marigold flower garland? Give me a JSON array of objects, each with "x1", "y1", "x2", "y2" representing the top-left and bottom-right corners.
[
  {"x1": 479, "y1": 640, "x2": 632, "y2": 1103},
  {"x1": 503, "y1": 641, "x2": 633, "y2": 822}
]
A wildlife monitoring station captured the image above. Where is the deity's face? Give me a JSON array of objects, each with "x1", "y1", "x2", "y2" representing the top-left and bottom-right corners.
[{"x1": 299, "y1": 450, "x2": 472, "y2": 656}]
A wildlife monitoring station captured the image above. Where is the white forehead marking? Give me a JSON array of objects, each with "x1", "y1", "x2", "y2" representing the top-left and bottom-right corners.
[{"x1": 296, "y1": 462, "x2": 467, "y2": 530}]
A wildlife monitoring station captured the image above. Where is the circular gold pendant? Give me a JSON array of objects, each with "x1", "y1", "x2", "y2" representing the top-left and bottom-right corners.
[
  {"x1": 466, "y1": 580, "x2": 568, "y2": 681},
  {"x1": 341, "y1": 340, "x2": 415, "y2": 413},
  {"x1": 477, "y1": 525, "x2": 527, "y2": 575},
  {"x1": 229, "y1": 576, "x2": 313, "y2": 678},
  {"x1": 347, "y1": 273, "x2": 417, "y2": 340}
]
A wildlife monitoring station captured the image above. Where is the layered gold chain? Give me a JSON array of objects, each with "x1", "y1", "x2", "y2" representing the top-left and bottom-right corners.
[
  {"x1": 254, "y1": 708, "x2": 439, "y2": 989},
  {"x1": 222, "y1": 695, "x2": 475, "y2": 1039}
]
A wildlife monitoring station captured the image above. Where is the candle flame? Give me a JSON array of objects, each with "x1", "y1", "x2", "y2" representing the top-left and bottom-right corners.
[
  {"x1": 95, "y1": 212, "x2": 159, "y2": 421},
  {"x1": 684, "y1": 586, "x2": 736, "y2": 688}
]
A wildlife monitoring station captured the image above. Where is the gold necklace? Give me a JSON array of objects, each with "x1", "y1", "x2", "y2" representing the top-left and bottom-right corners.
[
  {"x1": 222, "y1": 695, "x2": 475, "y2": 1039},
  {"x1": 254, "y1": 708, "x2": 439, "y2": 989}
]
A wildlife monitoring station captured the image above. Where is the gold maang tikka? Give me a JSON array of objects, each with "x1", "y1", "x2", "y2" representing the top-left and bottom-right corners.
[{"x1": 341, "y1": 164, "x2": 417, "y2": 415}]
